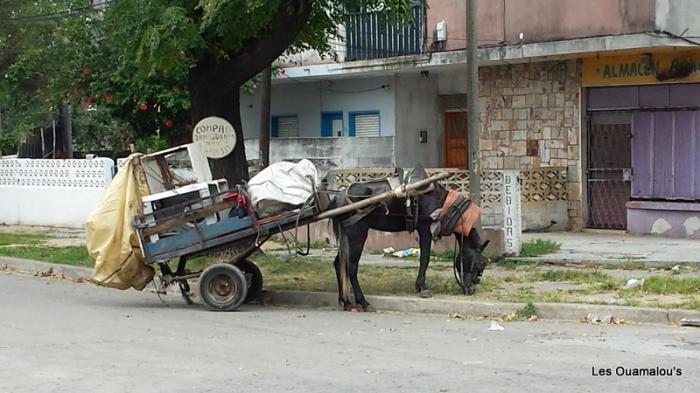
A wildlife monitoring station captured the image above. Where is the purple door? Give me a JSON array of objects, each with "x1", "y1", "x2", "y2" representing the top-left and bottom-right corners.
[
  {"x1": 632, "y1": 111, "x2": 700, "y2": 200},
  {"x1": 587, "y1": 121, "x2": 632, "y2": 229}
]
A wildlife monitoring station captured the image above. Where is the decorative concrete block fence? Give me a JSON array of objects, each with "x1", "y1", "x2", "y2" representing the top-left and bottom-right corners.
[{"x1": 0, "y1": 158, "x2": 114, "y2": 228}]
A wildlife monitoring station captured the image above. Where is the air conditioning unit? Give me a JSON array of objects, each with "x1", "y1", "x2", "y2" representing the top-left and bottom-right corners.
[{"x1": 435, "y1": 20, "x2": 447, "y2": 42}]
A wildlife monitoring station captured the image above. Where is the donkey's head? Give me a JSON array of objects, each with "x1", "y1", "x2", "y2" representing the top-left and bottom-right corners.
[{"x1": 455, "y1": 234, "x2": 490, "y2": 295}]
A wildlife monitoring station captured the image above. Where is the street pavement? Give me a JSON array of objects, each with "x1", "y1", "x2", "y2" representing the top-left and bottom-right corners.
[{"x1": 1, "y1": 271, "x2": 699, "y2": 393}]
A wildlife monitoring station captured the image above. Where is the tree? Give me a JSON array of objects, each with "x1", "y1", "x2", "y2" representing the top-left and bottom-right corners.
[
  {"x1": 0, "y1": 0, "x2": 90, "y2": 155},
  {"x1": 104, "y1": 0, "x2": 417, "y2": 186},
  {"x1": 2, "y1": 0, "x2": 418, "y2": 184}
]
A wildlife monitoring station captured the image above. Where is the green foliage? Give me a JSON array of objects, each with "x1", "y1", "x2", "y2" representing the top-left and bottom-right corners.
[
  {"x1": 533, "y1": 269, "x2": 613, "y2": 283},
  {"x1": 1, "y1": 0, "x2": 420, "y2": 156},
  {"x1": 0, "y1": 232, "x2": 48, "y2": 246},
  {"x1": 0, "y1": 245, "x2": 91, "y2": 267},
  {"x1": 72, "y1": 107, "x2": 134, "y2": 153},
  {"x1": 520, "y1": 239, "x2": 562, "y2": 257},
  {"x1": 252, "y1": 254, "x2": 466, "y2": 295},
  {"x1": 135, "y1": 133, "x2": 169, "y2": 153},
  {"x1": 0, "y1": 128, "x2": 18, "y2": 155},
  {"x1": 496, "y1": 259, "x2": 540, "y2": 270},
  {"x1": 634, "y1": 276, "x2": 700, "y2": 295},
  {"x1": 515, "y1": 302, "x2": 537, "y2": 320}
]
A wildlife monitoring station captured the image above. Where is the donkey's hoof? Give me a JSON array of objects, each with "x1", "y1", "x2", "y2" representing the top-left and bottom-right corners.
[{"x1": 420, "y1": 289, "x2": 433, "y2": 298}]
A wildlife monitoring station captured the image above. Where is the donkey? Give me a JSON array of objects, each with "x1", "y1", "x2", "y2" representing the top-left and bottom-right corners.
[{"x1": 330, "y1": 166, "x2": 489, "y2": 311}]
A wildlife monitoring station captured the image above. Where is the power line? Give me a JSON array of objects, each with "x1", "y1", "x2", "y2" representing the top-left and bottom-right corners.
[{"x1": 648, "y1": 30, "x2": 700, "y2": 47}]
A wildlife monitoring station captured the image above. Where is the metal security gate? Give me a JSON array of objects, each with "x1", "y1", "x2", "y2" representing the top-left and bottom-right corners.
[
  {"x1": 631, "y1": 110, "x2": 700, "y2": 200},
  {"x1": 587, "y1": 114, "x2": 632, "y2": 229}
]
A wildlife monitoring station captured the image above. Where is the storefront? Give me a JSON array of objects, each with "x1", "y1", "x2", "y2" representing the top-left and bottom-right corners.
[{"x1": 582, "y1": 49, "x2": 700, "y2": 238}]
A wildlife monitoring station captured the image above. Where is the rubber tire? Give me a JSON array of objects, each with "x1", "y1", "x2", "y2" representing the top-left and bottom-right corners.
[
  {"x1": 235, "y1": 259, "x2": 263, "y2": 304},
  {"x1": 199, "y1": 263, "x2": 248, "y2": 311}
]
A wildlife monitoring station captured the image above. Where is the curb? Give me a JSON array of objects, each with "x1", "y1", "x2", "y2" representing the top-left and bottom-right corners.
[
  {"x1": 0, "y1": 256, "x2": 93, "y2": 280},
  {"x1": 3, "y1": 256, "x2": 700, "y2": 325},
  {"x1": 505, "y1": 256, "x2": 697, "y2": 268},
  {"x1": 263, "y1": 289, "x2": 700, "y2": 326}
]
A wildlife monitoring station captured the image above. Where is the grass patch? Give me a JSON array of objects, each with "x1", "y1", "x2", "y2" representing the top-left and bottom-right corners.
[
  {"x1": 497, "y1": 259, "x2": 522, "y2": 270},
  {"x1": 636, "y1": 276, "x2": 700, "y2": 295},
  {"x1": 431, "y1": 250, "x2": 457, "y2": 261},
  {"x1": 520, "y1": 239, "x2": 561, "y2": 257},
  {"x1": 530, "y1": 269, "x2": 620, "y2": 290},
  {"x1": 600, "y1": 261, "x2": 647, "y2": 270},
  {"x1": 251, "y1": 254, "x2": 469, "y2": 295},
  {"x1": 496, "y1": 259, "x2": 540, "y2": 271},
  {"x1": 665, "y1": 297, "x2": 700, "y2": 311},
  {"x1": 0, "y1": 245, "x2": 91, "y2": 267},
  {"x1": 0, "y1": 232, "x2": 48, "y2": 246},
  {"x1": 515, "y1": 302, "x2": 537, "y2": 320}
]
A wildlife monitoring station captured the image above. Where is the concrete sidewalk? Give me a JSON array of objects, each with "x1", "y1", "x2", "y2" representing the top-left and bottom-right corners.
[{"x1": 515, "y1": 231, "x2": 700, "y2": 267}]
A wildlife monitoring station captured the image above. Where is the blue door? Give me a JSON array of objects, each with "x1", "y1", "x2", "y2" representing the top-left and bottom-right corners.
[{"x1": 321, "y1": 112, "x2": 343, "y2": 137}]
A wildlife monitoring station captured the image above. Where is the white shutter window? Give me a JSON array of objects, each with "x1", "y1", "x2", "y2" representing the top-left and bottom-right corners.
[
  {"x1": 354, "y1": 113, "x2": 380, "y2": 136},
  {"x1": 277, "y1": 116, "x2": 298, "y2": 137}
]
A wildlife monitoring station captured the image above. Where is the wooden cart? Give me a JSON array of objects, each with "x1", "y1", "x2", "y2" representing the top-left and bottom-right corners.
[{"x1": 134, "y1": 173, "x2": 448, "y2": 311}]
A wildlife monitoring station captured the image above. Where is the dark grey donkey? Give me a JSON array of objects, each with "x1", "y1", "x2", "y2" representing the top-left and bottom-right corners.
[{"x1": 330, "y1": 166, "x2": 489, "y2": 311}]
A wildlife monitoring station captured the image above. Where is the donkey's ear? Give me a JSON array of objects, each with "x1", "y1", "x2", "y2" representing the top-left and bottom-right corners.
[{"x1": 480, "y1": 240, "x2": 490, "y2": 252}]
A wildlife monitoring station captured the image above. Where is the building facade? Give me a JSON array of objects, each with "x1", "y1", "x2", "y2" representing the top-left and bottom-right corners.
[{"x1": 241, "y1": 0, "x2": 700, "y2": 237}]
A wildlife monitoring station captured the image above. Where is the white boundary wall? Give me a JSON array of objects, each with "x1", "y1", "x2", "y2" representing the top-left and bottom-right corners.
[{"x1": 0, "y1": 158, "x2": 114, "y2": 228}]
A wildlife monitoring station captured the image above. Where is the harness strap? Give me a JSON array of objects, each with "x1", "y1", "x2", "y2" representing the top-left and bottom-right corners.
[
  {"x1": 339, "y1": 190, "x2": 377, "y2": 228},
  {"x1": 340, "y1": 205, "x2": 376, "y2": 228}
]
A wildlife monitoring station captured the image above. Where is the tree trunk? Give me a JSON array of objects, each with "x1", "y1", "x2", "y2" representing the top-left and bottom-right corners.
[
  {"x1": 186, "y1": 0, "x2": 313, "y2": 185},
  {"x1": 58, "y1": 101, "x2": 74, "y2": 158},
  {"x1": 258, "y1": 66, "x2": 272, "y2": 169},
  {"x1": 189, "y1": 60, "x2": 249, "y2": 188}
]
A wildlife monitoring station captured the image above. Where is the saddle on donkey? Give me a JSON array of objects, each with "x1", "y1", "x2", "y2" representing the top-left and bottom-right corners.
[{"x1": 430, "y1": 189, "x2": 481, "y2": 241}]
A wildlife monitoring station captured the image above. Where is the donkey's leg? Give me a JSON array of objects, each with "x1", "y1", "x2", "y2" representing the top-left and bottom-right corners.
[
  {"x1": 347, "y1": 229, "x2": 371, "y2": 311},
  {"x1": 335, "y1": 230, "x2": 355, "y2": 311},
  {"x1": 415, "y1": 225, "x2": 433, "y2": 298},
  {"x1": 333, "y1": 253, "x2": 352, "y2": 310},
  {"x1": 456, "y1": 230, "x2": 483, "y2": 295}
]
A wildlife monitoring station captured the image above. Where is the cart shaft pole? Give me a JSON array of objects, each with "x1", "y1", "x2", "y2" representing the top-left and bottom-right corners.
[{"x1": 315, "y1": 172, "x2": 450, "y2": 220}]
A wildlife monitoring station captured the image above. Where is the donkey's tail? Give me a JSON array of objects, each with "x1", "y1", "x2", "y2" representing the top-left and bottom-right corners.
[{"x1": 333, "y1": 219, "x2": 352, "y2": 301}]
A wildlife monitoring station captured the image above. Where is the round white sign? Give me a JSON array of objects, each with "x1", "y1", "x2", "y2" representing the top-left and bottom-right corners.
[{"x1": 192, "y1": 116, "x2": 237, "y2": 159}]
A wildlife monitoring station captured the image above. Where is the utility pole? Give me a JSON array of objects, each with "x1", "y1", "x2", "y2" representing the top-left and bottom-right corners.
[
  {"x1": 466, "y1": 0, "x2": 481, "y2": 216},
  {"x1": 259, "y1": 66, "x2": 272, "y2": 169}
]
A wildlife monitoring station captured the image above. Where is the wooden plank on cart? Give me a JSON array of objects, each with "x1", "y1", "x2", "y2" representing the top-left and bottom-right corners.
[
  {"x1": 145, "y1": 216, "x2": 255, "y2": 258},
  {"x1": 315, "y1": 172, "x2": 450, "y2": 220},
  {"x1": 141, "y1": 199, "x2": 237, "y2": 237},
  {"x1": 143, "y1": 209, "x2": 316, "y2": 262}
]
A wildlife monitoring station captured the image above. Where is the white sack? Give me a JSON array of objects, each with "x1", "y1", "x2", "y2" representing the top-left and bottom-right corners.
[{"x1": 247, "y1": 159, "x2": 319, "y2": 212}]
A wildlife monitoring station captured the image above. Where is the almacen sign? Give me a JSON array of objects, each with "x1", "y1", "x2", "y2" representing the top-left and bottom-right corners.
[
  {"x1": 582, "y1": 50, "x2": 700, "y2": 86},
  {"x1": 192, "y1": 116, "x2": 237, "y2": 159}
]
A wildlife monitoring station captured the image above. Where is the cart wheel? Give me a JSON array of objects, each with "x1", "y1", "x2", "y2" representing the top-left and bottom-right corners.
[
  {"x1": 235, "y1": 259, "x2": 263, "y2": 304},
  {"x1": 199, "y1": 263, "x2": 248, "y2": 311}
]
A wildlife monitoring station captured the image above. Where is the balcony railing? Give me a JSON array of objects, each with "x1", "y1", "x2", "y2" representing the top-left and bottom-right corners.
[{"x1": 345, "y1": 5, "x2": 424, "y2": 61}]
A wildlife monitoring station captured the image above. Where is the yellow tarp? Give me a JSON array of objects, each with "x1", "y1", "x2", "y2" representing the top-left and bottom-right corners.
[{"x1": 85, "y1": 154, "x2": 154, "y2": 290}]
